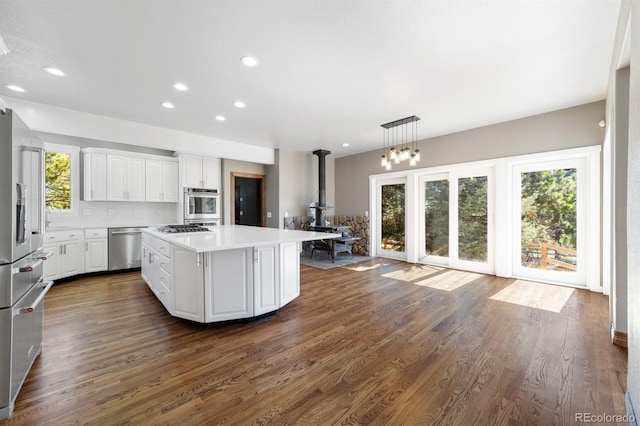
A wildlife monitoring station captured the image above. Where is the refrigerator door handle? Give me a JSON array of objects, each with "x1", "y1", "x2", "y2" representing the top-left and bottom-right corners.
[{"x1": 24, "y1": 146, "x2": 45, "y2": 235}]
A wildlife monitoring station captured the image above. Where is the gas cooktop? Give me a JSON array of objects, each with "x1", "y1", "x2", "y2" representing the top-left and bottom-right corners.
[{"x1": 159, "y1": 224, "x2": 210, "y2": 233}]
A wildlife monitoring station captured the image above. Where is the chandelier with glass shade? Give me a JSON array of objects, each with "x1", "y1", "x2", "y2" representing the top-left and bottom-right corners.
[{"x1": 380, "y1": 115, "x2": 420, "y2": 170}]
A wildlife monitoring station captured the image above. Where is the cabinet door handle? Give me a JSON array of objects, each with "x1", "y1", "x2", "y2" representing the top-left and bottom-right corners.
[
  {"x1": 59, "y1": 245, "x2": 63, "y2": 255},
  {"x1": 63, "y1": 244, "x2": 67, "y2": 255},
  {"x1": 85, "y1": 242, "x2": 88, "y2": 252},
  {"x1": 196, "y1": 253, "x2": 201, "y2": 267}
]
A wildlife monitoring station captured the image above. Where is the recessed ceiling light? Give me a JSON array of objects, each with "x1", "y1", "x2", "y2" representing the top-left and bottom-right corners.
[
  {"x1": 161, "y1": 102, "x2": 175, "y2": 109},
  {"x1": 240, "y1": 56, "x2": 259, "y2": 67},
  {"x1": 173, "y1": 82, "x2": 189, "y2": 91},
  {"x1": 5, "y1": 84, "x2": 25, "y2": 93},
  {"x1": 342, "y1": 143, "x2": 350, "y2": 147},
  {"x1": 215, "y1": 115, "x2": 226, "y2": 121},
  {"x1": 233, "y1": 101, "x2": 246, "y2": 108},
  {"x1": 43, "y1": 66, "x2": 65, "y2": 76}
]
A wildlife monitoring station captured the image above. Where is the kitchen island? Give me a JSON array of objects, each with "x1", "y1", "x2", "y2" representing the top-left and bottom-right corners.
[{"x1": 141, "y1": 225, "x2": 339, "y2": 323}]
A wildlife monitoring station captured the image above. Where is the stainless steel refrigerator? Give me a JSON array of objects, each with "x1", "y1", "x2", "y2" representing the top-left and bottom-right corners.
[{"x1": 0, "y1": 108, "x2": 53, "y2": 419}]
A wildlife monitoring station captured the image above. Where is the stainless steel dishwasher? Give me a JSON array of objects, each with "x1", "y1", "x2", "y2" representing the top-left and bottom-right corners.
[{"x1": 108, "y1": 227, "x2": 147, "y2": 271}]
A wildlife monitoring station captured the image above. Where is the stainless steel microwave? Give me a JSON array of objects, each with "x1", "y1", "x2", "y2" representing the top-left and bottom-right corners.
[{"x1": 184, "y1": 188, "x2": 220, "y2": 220}]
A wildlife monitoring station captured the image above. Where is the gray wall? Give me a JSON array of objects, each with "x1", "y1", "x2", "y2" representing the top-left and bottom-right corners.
[
  {"x1": 624, "y1": 0, "x2": 640, "y2": 418},
  {"x1": 221, "y1": 159, "x2": 266, "y2": 225},
  {"x1": 335, "y1": 101, "x2": 606, "y2": 216},
  {"x1": 614, "y1": 67, "x2": 630, "y2": 335}
]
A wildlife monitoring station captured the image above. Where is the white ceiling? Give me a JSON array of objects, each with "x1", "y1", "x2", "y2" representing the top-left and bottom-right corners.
[{"x1": 0, "y1": 0, "x2": 621, "y2": 158}]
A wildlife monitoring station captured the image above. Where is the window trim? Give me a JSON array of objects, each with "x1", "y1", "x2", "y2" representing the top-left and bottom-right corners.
[
  {"x1": 44, "y1": 143, "x2": 80, "y2": 217},
  {"x1": 369, "y1": 145, "x2": 600, "y2": 291}
]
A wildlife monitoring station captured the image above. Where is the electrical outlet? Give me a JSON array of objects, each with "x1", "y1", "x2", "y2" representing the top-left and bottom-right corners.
[
  {"x1": 107, "y1": 209, "x2": 115, "y2": 216},
  {"x1": 284, "y1": 212, "x2": 288, "y2": 218},
  {"x1": 133, "y1": 209, "x2": 140, "y2": 216},
  {"x1": 267, "y1": 212, "x2": 272, "y2": 218},
  {"x1": 156, "y1": 209, "x2": 164, "y2": 216}
]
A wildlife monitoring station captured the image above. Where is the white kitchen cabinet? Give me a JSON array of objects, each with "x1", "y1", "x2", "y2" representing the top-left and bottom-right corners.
[
  {"x1": 84, "y1": 228, "x2": 108, "y2": 273},
  {"x1": 82, "y1": 151, "x2": 107, "y2": 201},
  {"x1": 181, "y1": 154, "x2": 221, "y2": 190},
  {"x1": 43, "y1": 230, "x2": 85, "y2": 282},
  {"x1": 107, "y1": 154, "x2": 145, "y2": 201},
  {"x1": 172, "y1": 248, "x2": 205, "y2": 322},
  {"x1": 253, "y1": 245, "x2": 279, "y2": 316},
  {"x1": 145, "y1": 158, "x2": 179, "y2": 202},
  {"x1": 141, "y1": 234, "x2": 173, "y2": 312},
  {"x1": 204, "y1": 248, "x2": 253, "y2": 322},
  {"x1": 280, "y1": 242, "x2": 301, "y2": 306}
]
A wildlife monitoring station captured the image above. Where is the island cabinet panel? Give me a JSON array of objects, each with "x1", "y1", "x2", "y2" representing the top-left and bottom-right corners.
[
  {"x1": 254, "y1": 245, "x2": 280, "y2": 316},
  {"x1": 280, "y1": 242, "x2": 300, "y2": 307},
  {"x1": 172, "y1": 249, "x2": 205, "y2": 322},
  {"x1": 141, "y1": 235, "x2": 172, "y2": 313},
  {"x1": 204, "y1": 248, "x2": 254, "y2": 322}
]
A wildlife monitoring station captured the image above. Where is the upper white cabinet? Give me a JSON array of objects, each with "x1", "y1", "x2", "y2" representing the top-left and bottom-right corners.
[
  {"x1": 107, "y1": 154, "x2": 145, "y2": 201},
  {"x1": 146, "y1": 158, "x2": 179, "y2": 202},
  {"x1": 181, "y1": 154, "x2": 221, "y2": 190},
  {"x1": 83, "y1": 151, "x2": 107, "y2": 201},
  {"x1": 82, "y1": 148, "x2": 179, "y2": 203}
]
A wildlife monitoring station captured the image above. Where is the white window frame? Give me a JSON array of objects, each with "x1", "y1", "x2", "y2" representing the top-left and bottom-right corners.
[
  {"x1": 369, "y1": 145, "x2": 600, "y2": 291},
  {"x1": 44, "y1": 143, "x2": 80, "y2": 217}
]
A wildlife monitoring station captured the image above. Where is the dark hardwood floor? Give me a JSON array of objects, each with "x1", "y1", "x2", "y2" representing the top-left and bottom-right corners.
[{"x1": 1, "y1": 259, "x2": 628, "y2": 425}]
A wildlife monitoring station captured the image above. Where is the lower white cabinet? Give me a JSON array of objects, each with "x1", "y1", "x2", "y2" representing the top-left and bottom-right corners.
[
  {"x1": 280, "y1": 242, "x2": 301, "y2": 306},
  {"x1": 204, "y1": 248, "x2": 254, "y2": 322},
  {"x1": 254, "y1": 245, "x2": 280, "y2": 316},
  {"x1": 171, "y1": 248, "x2": 204, "y2": 322},
  {"x1": 84, "y1": 228, "x2": 108, "y2": 273},
  {"x1": 43, "y1": 230, "x2": 85, "y2": 282},
  {"x1": 141, "y1": 236, "x2": 172, "y2": 312}
]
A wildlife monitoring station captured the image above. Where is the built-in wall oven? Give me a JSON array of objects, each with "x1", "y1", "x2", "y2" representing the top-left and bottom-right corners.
[{"x1": 184, "y1": 188, "x2": 220, "y2": 222}]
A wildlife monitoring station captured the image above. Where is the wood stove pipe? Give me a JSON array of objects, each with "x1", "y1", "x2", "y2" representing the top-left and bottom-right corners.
[{"x1": 313, "y1": 149, "x2": 331, "y2": 207}]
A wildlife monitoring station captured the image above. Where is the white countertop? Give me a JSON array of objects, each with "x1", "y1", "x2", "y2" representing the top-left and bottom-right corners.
[{"x1": 143, "y1": 225, "x2": 341, "y2": 253}]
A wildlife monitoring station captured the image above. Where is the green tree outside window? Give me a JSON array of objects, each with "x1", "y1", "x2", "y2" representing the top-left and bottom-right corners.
[{"x1": 45, "y1": 151, "x2": 72, "y2": 210}]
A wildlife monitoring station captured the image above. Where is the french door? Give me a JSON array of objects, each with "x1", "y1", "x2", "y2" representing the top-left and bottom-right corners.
[
  {"x1": 376, "y1": 178, "x2": 407, "y2": 260},
  {"x1": 419, "y1": 168, "x2": 494, "y2": 274},
  {"x1": 512, "y1": 158, "x2": 586, "y2": 286}
]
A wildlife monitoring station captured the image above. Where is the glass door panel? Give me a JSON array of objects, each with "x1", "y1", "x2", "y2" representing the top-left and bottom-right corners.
[
  {"x1": 377, "y1": 179, "x2": 406, "y2": 259},
  {"x1": 513, "y1": 159, "x2": 584, "y2": 286},
  {"x1": 420, "y1": 175, "x2": 449, "y2": 265},
  {"x1": 457, "y1": 176, "x2": 488, "y2": 263},
  {"x1": 419, "y1": 169, "x2": 494, "y2": 274}
]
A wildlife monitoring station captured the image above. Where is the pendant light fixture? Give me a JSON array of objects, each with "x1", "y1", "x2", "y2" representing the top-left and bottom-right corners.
[{"x1": 380, "y1": 115, "x2": 420, "y2": 170}]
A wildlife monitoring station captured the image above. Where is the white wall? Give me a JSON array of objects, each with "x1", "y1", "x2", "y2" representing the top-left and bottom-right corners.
[
  {"x1": 41, "y1": 132, "x2": 178, "y2": 228},
  {"x1": 266, "y1": 149, "x2": 336, "y2": 228},
  {"x1": 3, "y1": 96, "x2": 275, "y2": 165},
  {"x1": 623, "y1": 0, "x2": 640, "y2": 419}
]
